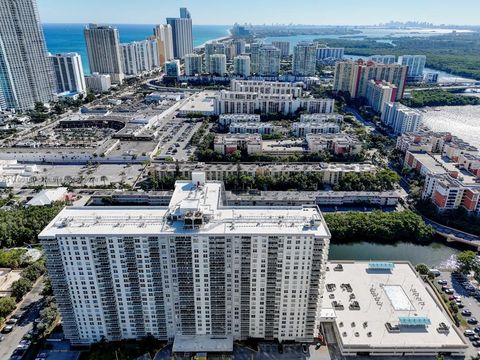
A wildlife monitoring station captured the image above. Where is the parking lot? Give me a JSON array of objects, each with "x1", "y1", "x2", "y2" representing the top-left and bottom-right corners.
[
  {"x1": 155, "y1": 118, "x2": 204, "y2": 161},
  {"x1": 437, "y1": 271, "x2": 480, "y2": 358}
]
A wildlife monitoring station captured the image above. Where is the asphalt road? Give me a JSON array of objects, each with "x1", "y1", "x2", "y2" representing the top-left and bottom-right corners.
[{"x1": 0, "y1": 279, "x2": 44, "y2": 360}]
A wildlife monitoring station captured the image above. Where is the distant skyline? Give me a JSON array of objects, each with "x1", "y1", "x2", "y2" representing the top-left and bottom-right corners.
[{"x1": 37, "y1": 0, "x2": 480, "y2": 26}]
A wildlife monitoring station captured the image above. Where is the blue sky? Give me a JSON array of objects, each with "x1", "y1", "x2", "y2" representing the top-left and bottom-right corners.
[{"x1": 37, "y1": 0, "x2": 479, "y2": 25}]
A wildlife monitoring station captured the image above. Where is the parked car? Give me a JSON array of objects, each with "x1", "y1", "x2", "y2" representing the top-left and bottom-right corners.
[
  {"x1": 445, "y1": 288, "x2": 455, "y2": 294},
  {"x1": 473, "y1": 341, "x2": 480, "y2": 348},
  {"x1": 468, "y1": 318, "x2": 479, "y2": 325},
  {"x1": 2, "y1": 325, "x2": 13, "y2": 333},
  {"x1": 6, "y1": 318, "x2": 18, "y2": 325},
  {"x1": 457, "y1": 302, "x2": 465, "y2": 308},
  {"x1": 465, "y1": 329, "x2": 475, "y2": 336},
  {"x1": 438, "y1": 280, "x2": 448, "y2": 285},
  {"x1": 302, "y1": 344, "x2": 308, "y2": 354},
  {"x1": 462, "y1": 309, "x2": 472, "y2": 316}
]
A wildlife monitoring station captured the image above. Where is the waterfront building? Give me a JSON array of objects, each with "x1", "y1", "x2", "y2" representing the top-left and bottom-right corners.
[
  {"x1": 381, "y1": 102, "x2": 422, "y2": 135},
  {"x1": 369, "y1": 55, "x2": 396, "y2": 64},
  {"x1": 333, "y1": 60, "x2": 407, "y2": 100},
  {"x1": 316, "y1": 47, "x2": 344, "y2": 61},
  {"x1": 258, "y1": 45, "x2": 281, "y2": 77},
  {"x1": 204, "y1": 42, "x2": 226, "y2": 72},
  {"x1": 167, "y1": 8, "x2": 193, "y2": 59},
  {"x1": 40, "y1": 173, "x2": 331, "y2": 345},
  {"x1": 184, "y1": 54, "x2": 203, "y2": 76},
  {"x1": 85, "y1": 73, "x2": 111, "y2": 93},
  {"x1": 208, "y1": 54, "x2": 227, "y2": 76},
  {"x1": 50, "y1": 53, "x2": 86, "y2": 95},
  {"x1": 0, "y1": 0, "x2": 55, "y2": 110},
  {"x1": 398, "y1": 55, "x2": 426, "y2": 82},
  {"x1": 153, "y1": 24, "x2": 174, "y2": 64},
  {"x1": 292, "y1": 42, "x2": 317, "y2": 77},
  {"x1": 165, "y1": 60, "x2": 181, "y2": 77},
  {"x1": 233, "y1": 56, "x2": 251, "y2": 77},
  {"x1": 272, "y1": 41, "x2": 290, "y2": 57},
  {"x1": 121, "y1": 40, "x2": 159, "y2": 76},
  {"x1": 84, "y1": 24, "x2": 124, "y2": 84},
  {"x1": 365, "y1": 80, "x2": 397, "y2": 113}
]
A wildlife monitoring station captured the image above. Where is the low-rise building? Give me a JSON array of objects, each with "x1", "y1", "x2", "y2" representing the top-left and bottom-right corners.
[
  {"x1": 155, "y1": 162, "x2": 377, "y2": 186},
  {"x1": 0, "y1": 160, "x2": 39, "y2": 188},
  {"x1": 306, "y1": 134, "x2": 362, "y2": 156},
  {"x1": 292, "y1": 122, "x2": 340, "y2": 137},
  {"x1": 300, "y1": 113, "x2": 343, "y2": 124},
  {"x1": 218, "y1": 114, "x2": 260, "y2": 128},
  {"x1": 229, "y1": 122, "x2": 273, "y2": 135},
  {"x1": 321, "y1": 261, "x2": 467, "y2": 357},
  {"x1": 213, "y1": 133, "x2": 262, "y2": 155},
  {"x1": 85, "y1": 73, "x2": 112, "y2": 93}
]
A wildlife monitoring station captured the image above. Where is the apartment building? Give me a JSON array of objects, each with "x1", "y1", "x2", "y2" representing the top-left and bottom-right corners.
[
  {"x1": 369, "y1": 55, "x2": 396, "y2": 64},
  {"x1": 292, "y1": 122, "x2": 341, "y2": 137},
  {"x1": 40, "y1": 173, "x2": 331, "y2": 345},
  {"x1": 218, "y1": 114, "x2": 261, "y2": 128},
  {"x1": 233, "y1": 55, "x2": 251, "y2": 77},
  {"x1": 365, "y1": 80, "x2": 397, "y2": 113},
  {"x1": 292, "y1": 42, "x2": 317, "y2": 77},
  {"x1": 316, "y1": 48, "x2": 344, "y2": 61},
  {"x1": 184, "y1": 54, "x2": 203, "y2": 76},
  {"x1": 213, "y1": 134, "x2": 262, "y2": 155},
  {"x1": 50, "y1": 53, "x2": 87, "y2": 95},
  {"x1": 398, "y1": 55, "x2": 426, "y2": 82},
  {"x1": 306, "y1": 134, "x2": 363, "y2": 156},
  {"x1": 333, "y1": 60, "x2": 407, "y2": 100},
  {"x1": 272, "y1": 41, "x2": 290, "y2": 57},
  {"x1": 381, "y1": 103, "x2": 422, "y2": 135},
  {"x1": 229, "y1": 122, "x2": 273, "y2": 135}
]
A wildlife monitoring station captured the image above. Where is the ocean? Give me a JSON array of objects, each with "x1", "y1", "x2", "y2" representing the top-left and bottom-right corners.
[{"x1": 42, "y1": 23, "x2": 230, "y2": 74}]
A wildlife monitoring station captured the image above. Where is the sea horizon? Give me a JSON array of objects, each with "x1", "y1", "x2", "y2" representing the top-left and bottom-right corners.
[{"x1": 43, "y1": 23, "x2": 231, "y2": 74}]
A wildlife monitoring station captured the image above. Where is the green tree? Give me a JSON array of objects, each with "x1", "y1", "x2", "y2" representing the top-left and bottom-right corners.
[
  {"x1": 0, "y1": 297, "x2": 16, "y2": 318},
  {"x1": 21, "y1": 262, "x2": 46, "y2": 282},
  {"x1": 11, "y1": 278, "x2": 33, "y2": 302},
  {"x1": 415, "y1": 263, "x2": 430, "y2": 275},
  {"x1": 456, "y1": 251, "x2": 478, "y2": 274}
]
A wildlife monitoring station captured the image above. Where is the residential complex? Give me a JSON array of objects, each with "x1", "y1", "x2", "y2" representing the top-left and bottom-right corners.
[
  {"x1": 184, "y1": 54, "x2": 203, "y2": 76},
  {"x1": 365, "y1": 80, "x2": 397, "y2": 113},
  {"x1": 215, "y1": 80, "x2": 335, "y2": 115},
  {"x1": 381, "y1": 102, "x2": 422, "y2": 134},
  {"x1": 50, "y1": 53, "x2": 87, "y2": 95},
  {"x1": 292, "y1": 42, "x2": 317, "y2": 77},
  {"x1": 272, "y1": 41, "x2": 290, "y2": 57},
  {"x1": 292, "y1": 122, "x2": 340, "y2": 137},
  {"x1": 84, "y1": 24, "x2": 124, "y2": 84},
  {"x1": 204, "y1": 42, "x2": 226, "y2": 72},
  {"x1": 40, "y1": 173, "x2": 331, "y2": 345},
  {"x1": 333, "y1": 60, "x2": 407, "y2": 100},
  {"x1": 167, "y1": 8, "x2": 194, "y2": 59},
  {"x1": 0, "y1": 0, "x2": 55, "y2": 110}
]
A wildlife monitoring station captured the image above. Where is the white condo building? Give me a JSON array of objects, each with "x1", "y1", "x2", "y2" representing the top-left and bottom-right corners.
[
  {"x1": 167, "y1": 8, "x2": 193, "y2": 59},
  {"x1": 316, "y1": 48, "x2": 344, "y2": 60},
  {"x1": 0, "y1": 0, "x2": 55, "y2": 111},
  {"x1": 258, "y1": 45, "x2": 281, "y2": 77},
  {"x1": 85, "y1": 73, "x2": 111, "y2": 93},
  {"x1": 293, "y1": 42, "x2": 317, "y2": 77},
  {"x1": 184, "y1": 54, "x2": 203, "y2": 76},
  {"x1": 369, "y1": 55, "x2": 396, "y2": 64},
  {"x1": 50, "y1": 53, "x2": 86, "y2": 95},
  {"x1": 40, "y1": 173, "x2": 331, "y2": 345},
  {"x1": 382, "y1": 102, "x2": 423, "y2": 135},
  {"x1": 121, "y1": 40, "x2": 159, "y2": 76},
  {"x1": 84, "y1": 24, "x2": 124, "y2": 84},
  {"x1": 272, "y1": 41, "x2": 290, "y2": 57},
  {"x1": 209, "y1": 54, "x2": 227, "y2": 76},
  {"x1": 398, "y1": 55, "x2": 426, "y2": 81},
  {"x1": 233, "y1": 56, "x2": 251, "y2": 77},
  {"x1": 204, "y1": 42, "x2": 226, "y2": 73}
]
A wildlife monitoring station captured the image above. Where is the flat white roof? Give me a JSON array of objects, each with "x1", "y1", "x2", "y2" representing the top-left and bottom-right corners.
[
  {"x1": 323, "y1": 261, "x2": 467, "y2": 350},
  {"x1": 39, "y1": 177, "x2": 329, "y2": 238}
]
